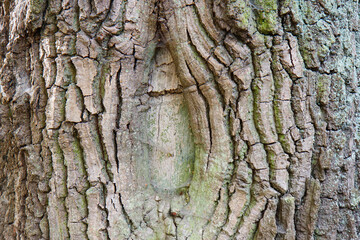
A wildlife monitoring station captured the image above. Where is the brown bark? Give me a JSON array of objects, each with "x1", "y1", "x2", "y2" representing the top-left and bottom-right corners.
[{"x1": 0, "y1": 0, "x2": 359, "y2": 239}]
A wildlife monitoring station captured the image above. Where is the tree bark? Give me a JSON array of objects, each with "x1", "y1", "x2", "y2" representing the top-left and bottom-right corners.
[{"x1": 0, "y1": 0, "x2": 359, "y2": 239}]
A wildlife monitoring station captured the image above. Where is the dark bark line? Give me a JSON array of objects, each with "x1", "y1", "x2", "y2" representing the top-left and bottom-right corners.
[{"x1": 0, "y1": 0, "x2": 359, "y2": 240}]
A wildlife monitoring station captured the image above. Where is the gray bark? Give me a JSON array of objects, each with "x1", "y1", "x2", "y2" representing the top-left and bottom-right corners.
[{"x1": 0, "y1": 0, "x2": 359, "y2": 239}]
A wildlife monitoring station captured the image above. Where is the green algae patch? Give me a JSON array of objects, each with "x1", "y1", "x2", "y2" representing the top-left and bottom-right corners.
[
  {"x1": 254, "y1": 0, "x2": 279, "y2": 34},
  {"x1": 226, "y1": 0, "x2": 254, "y2": 31},
  {"x1": 316, "y1": 75, "x2": 330, "y2": 105}
]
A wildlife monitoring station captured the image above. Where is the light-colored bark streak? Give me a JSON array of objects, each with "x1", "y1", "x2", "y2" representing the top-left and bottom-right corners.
[
  {"x1": 58, "y1": 123, "x2": 89, "y2": 239},
  {"x1": 47, "y1": 130, "x2": 70, "y2": 240},
  {"x1": 100, "y1": 60, "x2": 132, "y2": 238},
  {"x1": 253, "y1": 198, "x2": 278, "y2": 240}
]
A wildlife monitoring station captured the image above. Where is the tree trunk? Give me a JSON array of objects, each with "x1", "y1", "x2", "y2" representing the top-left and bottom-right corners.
[{"x1": 0, "y1": 0, "x2": 359, "y2": 239}]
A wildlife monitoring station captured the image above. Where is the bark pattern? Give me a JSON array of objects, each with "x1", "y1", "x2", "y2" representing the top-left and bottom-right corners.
[{"x1": 0, "y1": 0, "x2": 359, "y2": 239}]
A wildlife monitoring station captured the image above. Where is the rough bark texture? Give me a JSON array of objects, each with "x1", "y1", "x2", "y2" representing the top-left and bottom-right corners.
[{"x1": 0, "y1": 0, "x2": 359, "y2": 239}]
